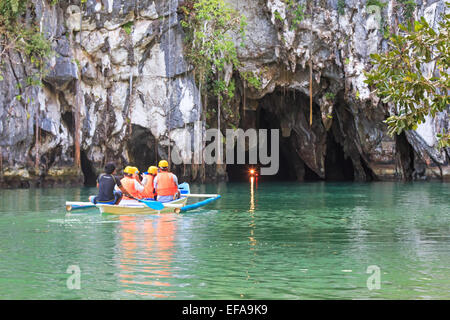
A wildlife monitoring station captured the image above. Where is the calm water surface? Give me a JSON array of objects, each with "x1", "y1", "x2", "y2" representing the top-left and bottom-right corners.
[{"x1": 0, "y1": 181, "x2": 449, "y2": 299}]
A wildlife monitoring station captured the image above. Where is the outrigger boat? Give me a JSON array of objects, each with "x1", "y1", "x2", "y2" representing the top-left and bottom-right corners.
[{"x1": 65, "y1": 183, "x2": 221, "y2": 215}]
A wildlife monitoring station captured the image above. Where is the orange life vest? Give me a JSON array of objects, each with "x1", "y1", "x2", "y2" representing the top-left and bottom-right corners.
[
  {"x1": 121, "y1": 176, "x2": 142, "y2": 200},
  {"x1": 156, "y1": 171, "x2": 178, "y2": 196},
  {"x1": 141, "y1": 175, "x2": 156, "y2": 199}
]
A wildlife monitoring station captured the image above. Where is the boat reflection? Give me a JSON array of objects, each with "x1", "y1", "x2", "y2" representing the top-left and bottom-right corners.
[{"x1": 116, "y1": 214, "x2": 178, "y2": 298}]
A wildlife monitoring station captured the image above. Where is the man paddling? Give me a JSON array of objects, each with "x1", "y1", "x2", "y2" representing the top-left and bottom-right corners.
[
  {"x1": 89, "y1": 163, "x2": 133, "y2": 205},
  {"x1": 153, "y1": 160, "x2": 180, "y2": 203}
]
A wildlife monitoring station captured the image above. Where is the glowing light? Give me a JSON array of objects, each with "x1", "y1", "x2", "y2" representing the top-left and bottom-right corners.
[{"x1": 249, "y1": 169, "x2": 255, "y2": 174}]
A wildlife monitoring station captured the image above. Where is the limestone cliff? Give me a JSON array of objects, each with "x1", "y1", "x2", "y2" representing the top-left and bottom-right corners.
[{"x1": 0, "y1": 0, "x2": 448, "y2": 187}]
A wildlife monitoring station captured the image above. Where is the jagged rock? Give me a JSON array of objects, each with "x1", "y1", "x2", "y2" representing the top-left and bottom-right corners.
[
  {"x1": 0, "y1": 0, "x2": 449, "y2": 187},
  {"x1": 44, "y1": 57, "x2": 78, "y2": 90}
]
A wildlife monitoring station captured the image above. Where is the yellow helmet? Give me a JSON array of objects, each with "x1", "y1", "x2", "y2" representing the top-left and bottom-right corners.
[
  {"x1": 123, "y1": 166, "x2": 134, "y2": 174},
  {"x1": 124, "y1": 166, "x2": 139, "y2": 175},
  {"x1": 158, "y1": 160, "x2": 169, "y2": 168},
  {"x1": 147, "y1": 166, "x2": 158, "y2": 175}
]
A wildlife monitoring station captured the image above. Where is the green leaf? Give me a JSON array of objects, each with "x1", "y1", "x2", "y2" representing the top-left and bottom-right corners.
[{"x1": 10, "y1": 0, "x2": 19, "y2": 13}]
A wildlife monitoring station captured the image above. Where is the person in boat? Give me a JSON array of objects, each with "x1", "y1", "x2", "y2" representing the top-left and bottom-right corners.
[
  {"x1": 153, "y1": 160, "x2": 180, "y2": 203},
  {"x1": 89, "y1": 163, "x2": 134, "y2": 205},
  {"x1": 140, "y1": 165, "x2": 158, "y2": 200},
  {"x1": 120, "y1": 166, "x2": 145, "y2": 200}
]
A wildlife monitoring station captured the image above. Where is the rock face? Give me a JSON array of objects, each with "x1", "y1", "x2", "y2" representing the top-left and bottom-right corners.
[
  {"x1": 231, "y1": 0, "x2": 449, "y2": 181},
  {"x1": 0, "y1": 0, "x2": 449, "y2": 188}
]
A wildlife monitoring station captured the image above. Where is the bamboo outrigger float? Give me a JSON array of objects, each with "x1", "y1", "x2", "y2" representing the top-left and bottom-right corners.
[{"x1": 65, "y1": 183, "x2": 221, "y2": 215}]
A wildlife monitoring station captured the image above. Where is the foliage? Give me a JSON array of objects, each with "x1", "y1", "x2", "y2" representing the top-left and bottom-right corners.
[
  {"x1": 283, "y1": 0, "x2": 305, "y2": 31},
  {"x1": 180, "y1": 0, "x2": 247, "y2": 117},
  {"x1": 397, "y1": 0, "x2": 417, "y2": 21},
  {"x1": 122, "y1": 21, "x2": 133, "y2": 35},
  {"x1": 0, "y1": 0, "x2": 28, "y2": 22},
  {"x1": 324, "y1": 92, "x2": 335, "y2": 100},
  {"x1": 0, "y1": 0, "x2": 53, "y2": 86},
  {"x1": 366, "y1": 0, "x2": 387, "y2": 36},
  {"x1": 337, "y1": 0, "x2": 346, "y2": 15},
  {"x1": 366, "y1": 0, "x2": 387, "y2": 9},
  {"x1": 437, "y1": 130, "x2": 450, "y2": 149},
  {"x1": 274, "y1": 10, "x2": 283, "y2": 22},
  {"x1": 240, "y1": 71, "x2": 262, "y2": 90},
  {"x1": 365, "y1": 10, "x2": 450, "y2": 148}
]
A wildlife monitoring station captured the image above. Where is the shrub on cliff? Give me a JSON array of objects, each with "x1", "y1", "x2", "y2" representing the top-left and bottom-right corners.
[
  {"x1": 180, "y1": 0, "x2": 247, "y2": 121},
  {"x1": 365, "y1": 4, "x2": 450, "y2": 149},
  {"x1": 0, "y1": 0, "x2": 53, "y2": 84}
]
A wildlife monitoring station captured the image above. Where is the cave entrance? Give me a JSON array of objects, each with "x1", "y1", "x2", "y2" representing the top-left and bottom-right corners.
[
  {"x1": 225, "y1": 103, "x2": 297, "y2": 182},
  {"x1": 395, "y1": 132, "x2": 414, "y2": 180},
  {"x1": 81, "y1": 150, "x2": 97, "y2": 186},
  {"x1": 227, "y1": 89, "x2": 320, "y2": 182},
  {"x1": 324, "y1": 130, "x2": 355, "y2": 181},
  {"x1": 226, "y1": 88, "x2": 359, "y2": 182},
  {"x1": 126, "y1": 124, "x2": 158, "y2": 174}
]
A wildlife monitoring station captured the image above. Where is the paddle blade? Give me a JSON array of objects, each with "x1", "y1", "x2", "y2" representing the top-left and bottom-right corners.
[{"x1": 139, "y1": 199, "x2": 164, "y2": 210}]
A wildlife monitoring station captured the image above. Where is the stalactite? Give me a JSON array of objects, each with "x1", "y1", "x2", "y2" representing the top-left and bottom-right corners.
[
  {"x1": 128, "y1": 74, "x2": 133, "y2": 136},
  {"x1": 73, "y1": 1, "x2": 83, "y2": 170},
  {"x1": 192, "y1": 71, "x2": 199, "y2": 179},
  {"x1": 0, "y1": 146, "x2": 3, "y2": 181},
  {"x1": 74, "y1": 82, "x2": 81, "y2": 169},
  {"x1": 167, "y1": 0, "x2": 172, "y2": 168},
  {"x1": 35, "y1": 107, "x2": 40, "y2": 169},
  {"x1": 155, "y1": 137, "x2": 159, "y2": 163},
  {"x1": 243, "y1": 82, "x2": 246, "y2": 122},
  {"x1": 202, "y1": 89, "x2": 207, "y2": 182},
  {"x1": 184, "y1": 122, "x2": 187, "y2": 176},
  {"x1": 217, "y1": 94, "x2": 222, "y2": 165}
]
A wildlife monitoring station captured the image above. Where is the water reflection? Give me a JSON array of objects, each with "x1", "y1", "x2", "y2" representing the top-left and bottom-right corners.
[
  {"x1": 0, "y1": 182, "x2": 449, "y2": 299},
  {"x1": 115, "y1": 214, "x2": 178, "y2": 298},
  {"x1": 249, "y1": 177, "x2": 255, "y2": 213},
  {"x1": 249, "y1": 177, "x2": 257, "y2": 250}
]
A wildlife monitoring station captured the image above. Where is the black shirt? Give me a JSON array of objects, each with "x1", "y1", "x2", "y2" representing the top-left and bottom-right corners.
[{"x1": 96, "y1": 174, "x2": 122, "y2": 202}]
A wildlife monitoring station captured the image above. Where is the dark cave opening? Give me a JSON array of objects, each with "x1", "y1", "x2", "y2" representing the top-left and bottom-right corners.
[
  {"x1": 395, "y1": 132, "x2": 415, "y2": 181},
  {"x1": 226, "y1": 87, "x2": 367, "y2": 182},
  {"x1": 226, "y1": 89, "x2": 323, "y2": 182},
  {"x1": 81, "y1": 150, "x2": 97, "y2": 186},
  {"x1": 324, "y1": 130, "x2": 355, "y2": 181},
  {"x1": 126, "y1": 124, "x2": 158, "y2": 174},
  {"x1": 226, "y1": 102, "x2": 297, "y2": 182},
  {"x1": 61, "y1": 111, "x2": 74, "y2": 134}
]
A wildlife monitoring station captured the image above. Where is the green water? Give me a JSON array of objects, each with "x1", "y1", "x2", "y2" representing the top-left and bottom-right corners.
[{"x1": 0, "y1": 181, "x2": 449, "y2": 299}]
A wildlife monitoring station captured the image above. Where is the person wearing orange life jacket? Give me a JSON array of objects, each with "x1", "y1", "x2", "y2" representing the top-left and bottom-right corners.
[
  {"x1": 140, "y1": 166, "x2": 158, "y2": 199},
  {"x1": 120, "y1": 166, "x2": 145, "y2": 200},
  {"x1": 153, "y1": 160, "x2": 180, "y2": 203}
]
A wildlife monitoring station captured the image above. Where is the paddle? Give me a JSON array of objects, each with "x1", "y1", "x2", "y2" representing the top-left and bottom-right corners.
[
  {"x1": 130, "y1": 197, "x2": 164, "y2": 210},
  {"x1": 183, "y1": 193, "x2": 219, "y2": 198}
]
